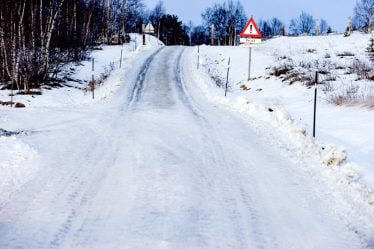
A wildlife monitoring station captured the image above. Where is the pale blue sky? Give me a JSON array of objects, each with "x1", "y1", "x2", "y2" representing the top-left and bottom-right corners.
[{"x1": 144, "y1": 0, "x2": 357, "y2": 32}]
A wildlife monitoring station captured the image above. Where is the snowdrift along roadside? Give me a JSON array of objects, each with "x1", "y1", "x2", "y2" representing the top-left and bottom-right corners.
[{"x1": 184, "y1": 46, "x2": 374, "y2": 238}]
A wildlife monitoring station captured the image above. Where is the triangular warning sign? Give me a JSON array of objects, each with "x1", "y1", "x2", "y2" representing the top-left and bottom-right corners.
[{"x1": 240, "y1": 17, "x2": 262, "y2": 38}]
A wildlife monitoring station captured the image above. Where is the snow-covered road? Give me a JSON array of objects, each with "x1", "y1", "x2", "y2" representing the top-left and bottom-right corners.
[{"x1": 0, "y1": 47, "x2": 368, "y2": 248}]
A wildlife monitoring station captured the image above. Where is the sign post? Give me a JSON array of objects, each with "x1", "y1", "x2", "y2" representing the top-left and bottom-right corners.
[
  {"x1": 240, "y1": 17, "x2": 262, "y2": 81},
  {"x1": 248, "y1": 47, "x2": 252, "y2": 80}
]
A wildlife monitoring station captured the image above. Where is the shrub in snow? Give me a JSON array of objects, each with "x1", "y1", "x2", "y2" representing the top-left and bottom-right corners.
[
  {"x1": 349, "y1": 59, "x2": 372, "y2": 80},
  {"x1": 367, "y1": 37, "x2": 374, "y2": 61},
  {"x1": 336, "y1": 51, "x2": 355, "y2": 57},
  {"x1": 320, "y1": 145, "x2": 347, "y2": 166}
]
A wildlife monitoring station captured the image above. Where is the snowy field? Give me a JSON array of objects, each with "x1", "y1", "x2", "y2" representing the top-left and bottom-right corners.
[{"x1": 0, "y1": 33, "x2": 373, "y2": 248}]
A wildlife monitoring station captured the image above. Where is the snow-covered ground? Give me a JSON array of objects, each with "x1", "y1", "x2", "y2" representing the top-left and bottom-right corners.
[
  {"x1": 190, "y1": 32, "x2": 374, "y2": 245},
  {"x1": 0, "y1": 33, "x2": 373, "y2": 248},
  {"x1": 0, "y1": 34, "x2": 163, "y2": 208},
  {"x1": 196, "y1": 32, "x2": 374, "y2": 199}
]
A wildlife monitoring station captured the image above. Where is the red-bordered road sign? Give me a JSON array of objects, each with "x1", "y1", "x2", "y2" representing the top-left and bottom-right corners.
[{"x1": 240, "y1": 17, "x2": 262, "y2": 38}]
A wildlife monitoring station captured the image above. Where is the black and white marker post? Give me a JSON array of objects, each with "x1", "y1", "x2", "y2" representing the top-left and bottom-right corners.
[
  {"x1": 313, "y1": 72, "x2": 318, "y2": 137},
  {"x1": 197, "y1": 45, "x2": 200, "y2": 70},
  {"x1": 142, "y1": 24, "x2": 146, "y2": 46},
  {"x1": 120, "y1": 44, "x2": 123, "y2": 68},
  {"x1": 91, "y1": 58, "x2": 95, "y2": 100},
  {"x1": 225, "y1": 57, "x2": 231, "y2": 97}
]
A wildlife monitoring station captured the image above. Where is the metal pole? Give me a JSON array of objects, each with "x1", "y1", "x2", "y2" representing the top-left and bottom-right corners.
[
  {"x1": 313, "y1": 72, "x2": 318, "y2": 137},
  {"x1": 92, "y1": 58, "x2": 95, "y2": 100},
  {"x1": 225, "y1": 58, "x2": 231, "y2": 97},
  {"x1": 248, "y1": 47, "x2": 252, "y2": 81}
]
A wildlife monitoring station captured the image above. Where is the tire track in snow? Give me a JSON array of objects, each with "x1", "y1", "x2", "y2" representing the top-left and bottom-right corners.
[
  {"x1": 128, "y1": 48, "x2": 164, "y2": 106},
  {"x1": 173, "y1": 47, "x2": 277, "y2": 248}
]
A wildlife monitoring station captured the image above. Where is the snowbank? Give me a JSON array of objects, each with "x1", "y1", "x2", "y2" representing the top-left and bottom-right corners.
[{"x1": 0, "y1": 136, "x2": 39, "y2": 206}]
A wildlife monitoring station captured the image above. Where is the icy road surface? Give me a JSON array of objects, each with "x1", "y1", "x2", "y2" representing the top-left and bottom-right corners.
[{"x1": 0, "y1": 47, "x2": 367, "y2": 249}]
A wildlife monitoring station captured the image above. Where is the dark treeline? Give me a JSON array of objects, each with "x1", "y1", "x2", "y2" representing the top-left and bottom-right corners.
[
  {"x1": 0, "y1": 0, "x2": 148, "y2": 92},
  {"x1": 147, "y1": 2, "x2": 190, "y2": 46},
  {"x1": 0, "y1": 0, "x2": 197, "y2": 92}
]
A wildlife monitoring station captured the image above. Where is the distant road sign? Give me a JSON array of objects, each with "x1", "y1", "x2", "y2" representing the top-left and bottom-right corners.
[
  {"x1": 240, "y1": 17, "x2": 262, "y2": 81},
  {"x1": 240, "y1": 17, "x2": 262, "y2": 39},
  {"x1": 144, "y1": 23, "x2": 155, "y2": 34},
  {"x1": 240, "y1": 38, "x2": 262, "y2": 44}
]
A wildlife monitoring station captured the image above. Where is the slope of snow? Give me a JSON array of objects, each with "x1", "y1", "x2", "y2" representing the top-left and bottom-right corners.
[{"x1": 0, "y1": 136, "x2": 39, "y2": 207}]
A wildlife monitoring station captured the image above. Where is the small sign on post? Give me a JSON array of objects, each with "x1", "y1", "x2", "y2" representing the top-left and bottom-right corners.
[
  {"x1": 240, "y1": 17, "x2": 262, "y2": 81},
  {"x1": 144, "y1": 22, "x2": 155, "y2": 44},
  {"x1": 144, "y1": 22, "x2": 155, "y2": 34}
]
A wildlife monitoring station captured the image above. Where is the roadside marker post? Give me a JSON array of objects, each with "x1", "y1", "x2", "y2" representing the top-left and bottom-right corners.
[
  {"x1": 313, "y1": 72, "x2": 318, "y2": 137},
  {"x1": 142, "y1": 24, "x2": 146, "y2": 46},
  {"x1": 10, "y1": 81, "x2": 14, "y2": 107},
  {"x1": 120, "y1": 44, "x2": 123, "y2": 68},
  {"x1": 197, "y1": 45, "x2": 200, "y2": 70},
  {"x1": 240, "y1": 17, "x2": 262, "y2": 81},
  {"x1": 91, "y1": 58, "x2": 95, "y2": 100},
  {"x1": 225, "y1": 57, "x2": 231, "y2": 97}
]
